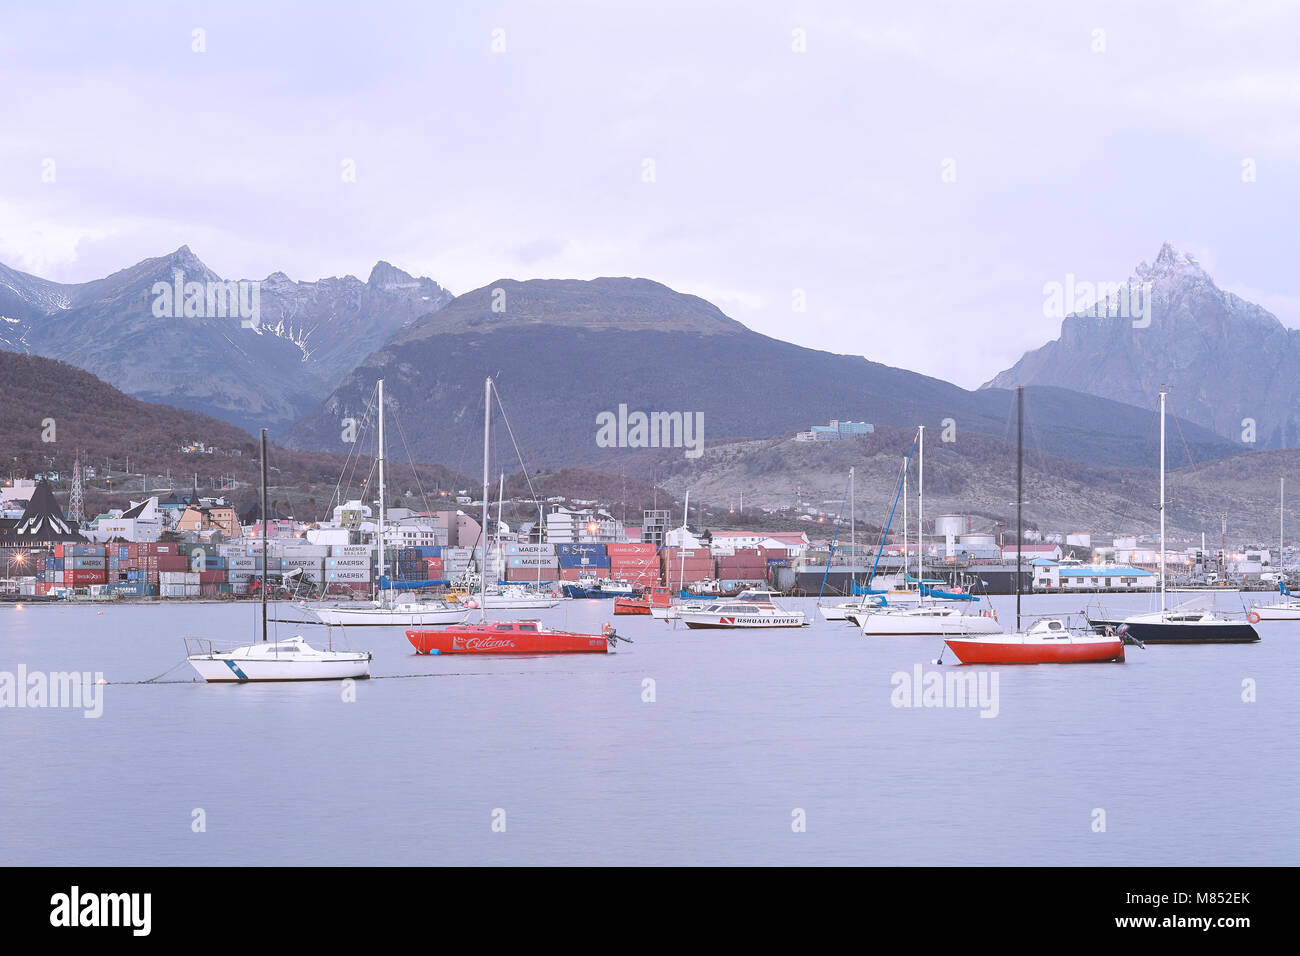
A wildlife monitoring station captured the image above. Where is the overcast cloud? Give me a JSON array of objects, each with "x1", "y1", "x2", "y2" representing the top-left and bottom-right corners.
[{"x1": 2, "y1": 0, "x2": 1296, "y2": 387}]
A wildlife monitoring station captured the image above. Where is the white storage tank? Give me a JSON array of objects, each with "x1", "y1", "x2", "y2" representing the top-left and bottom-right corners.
[
  {"x1": 1065, "y1": 532, "x2": 1092, "y2": 549},
  {"x1": 935, "y1": 514, "x2": 972, "y2": 537},
  {"x1": 959, "y1": 532, "x2": 996, "y2": 549}
]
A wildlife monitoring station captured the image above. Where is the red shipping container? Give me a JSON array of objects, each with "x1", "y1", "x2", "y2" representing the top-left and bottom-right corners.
[
  {"x1": 67, "y1": 569, "x2": 106, "y2": 585},
  {"x1": 157, "y1": 556, "x2": 189, "y2": 572},
  {"x1": 606, "y1": 543, "x2": 657, "y2": 556},
  {"x1": 198, "y1": 571, "x2": 226, "y2": 584}
]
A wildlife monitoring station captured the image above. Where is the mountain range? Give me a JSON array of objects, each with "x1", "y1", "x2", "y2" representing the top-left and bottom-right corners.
[
  {"x1": 3, "y1": 242, "x2": 1294, "y2": 535},
  {"x1": 0, "y1": 247, "x2": 452, "y2": 433},
  {"x1": 279, "y1": 275, "x2": 1238, "y2": 476}
]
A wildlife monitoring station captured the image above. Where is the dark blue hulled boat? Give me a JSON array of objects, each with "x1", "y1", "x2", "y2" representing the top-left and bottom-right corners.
[
  {"x1": 1087, "y1": 603, "x2": 1259, "y2": 643},
  {"x1": 561, "y1": 577, "x2": 639, "y2": 599},
  {"x1": 1084, "y1": 390, "x2": 1258, "y2": 645}
]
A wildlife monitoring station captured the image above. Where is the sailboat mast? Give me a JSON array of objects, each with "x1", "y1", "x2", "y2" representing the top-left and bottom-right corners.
[
  {"x1": 1016, "y1": 386, "x2": 1022, "y2": 633},
  {"x1": 481, "y1": 377, "x2": 492, "y2": 623},
  {"x1": 918, "y1": 425, "x2": 925, "y2": 600},
  {"x1": 849, "y1": 467, "x2": 855, "y2": 594},
  {"x1": 377, "y1": 379, "x2": 386, "y2": 595},
  {"x1": 679, "y1": 490, "x2": 690, "y2": 593},
  {"x1": 1159, "y1": 389, "x2": 1166, "y2": 613},
  {"x1": 260, "y1": 427, "x2": 269, "y2": 642},
  {"x1": 903, "y1": 467, "x2": 909, "y2": 584},
  {"x1": 497, "y1": 471, "x2": 505, "y2": 588},
  {"x1": 1281, "y1": 477, "x2": 1285, "y2": 573}
]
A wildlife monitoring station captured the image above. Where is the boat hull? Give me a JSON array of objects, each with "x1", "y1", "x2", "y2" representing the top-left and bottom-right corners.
[
  {"x1": 308, "y1": 604, "x2": 469, "y2": 626},
  {"x1": 187, "y1": 655, "x2": 372, "y2": 682},
  {"x1": 1117, "y1": 621, "x2": 1259, "y2": 644},
  {"x1": 406, "y1": 625, "x2": 610, "y2": 654},
  {"x1": 561, "y1": 585, "x2": 636, "y2": 599},
  {"x1": 614, "y1": 598, "x2": 651, "y2": 615},
  {"x1": 1249, "y1": 603, "x2": 1300, "y2": 621},
  {"x1": 944, "y1": 636, "x2": 1124, "y2": 664},
  {"x1": 682, "y1": 614, "x2": 806, "y2": 629},
  {"x1": 860, "y1": 614, "x2": 1003, "y2": 637}
]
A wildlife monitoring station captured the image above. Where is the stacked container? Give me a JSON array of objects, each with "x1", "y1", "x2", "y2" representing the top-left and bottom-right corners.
[
  {"x1": 716, "y1": 547, "x2": 769, "y2": 588},
  {"x1": 662, "y1": 546, "x2": 714, "y2": 587},
  {"x1": 606, "y1": 542, "x2": 660, "y2": 587}
]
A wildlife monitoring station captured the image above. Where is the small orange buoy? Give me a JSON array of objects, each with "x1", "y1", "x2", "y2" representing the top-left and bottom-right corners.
[{"x1": 1247, "y1": 610, "x2": 1261, "y2": 624}]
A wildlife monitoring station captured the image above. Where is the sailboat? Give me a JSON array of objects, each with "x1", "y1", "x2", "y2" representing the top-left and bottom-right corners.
[
  {"x1": 1249, "y1": 580, "x2": 1300, "y2": 621},
  {"x1": 307, "y1": 380, "x2": 468, "y2": 627},
  {"x1": 186, "y1": 430, "x2": 372, "y2": 682},
  {"x1": 944, "y1": 388, "x2": 1126, "y2": 664},
  {"x1": 406, "y1": 377, "x2": 619, "y2": 654},
  {"x1": 453, "y1": 474, "x2": 562, "y2": 609},
  {"x1": 860, "y1": 425, "x2": 1004, "y2": 637},
  {"x1": 1249, "y1": 480, "x2": 1296, "y2": 621},
  {"x1": 1084, "y1": 390, "x2": 1259, "y2": 645},
  {"x1": 821, "y1": 451, "x2": 919, "y2": 622}
]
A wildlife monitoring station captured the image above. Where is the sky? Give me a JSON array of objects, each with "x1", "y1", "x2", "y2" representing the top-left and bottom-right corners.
[{"x1": 2, "y1": 0, "x2": 1297, "y2": 389}]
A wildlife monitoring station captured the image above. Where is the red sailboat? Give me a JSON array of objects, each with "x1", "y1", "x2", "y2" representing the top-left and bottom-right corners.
[
  {"x1": 944, "y1": 618, "x2": 1124, "y2": 664},
  {"x1": 407, "y1": 619, "x2": 615, "y2": 655},
  {"x1": 407, "y1": 377, "x2": 618, "y2": 656},
  {"x1": 942, "y1": 387, "x2": 1128, "y2": 666}
]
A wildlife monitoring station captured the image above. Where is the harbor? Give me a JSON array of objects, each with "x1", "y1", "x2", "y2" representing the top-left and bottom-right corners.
[{"x1": 1, "y1": 590, "x2": 1293, "y2": 866}]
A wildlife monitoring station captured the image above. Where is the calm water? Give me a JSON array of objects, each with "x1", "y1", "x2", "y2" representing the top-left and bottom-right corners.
[{"x1": 1, "y1": 592, "x2": 1295, "y2": 866}]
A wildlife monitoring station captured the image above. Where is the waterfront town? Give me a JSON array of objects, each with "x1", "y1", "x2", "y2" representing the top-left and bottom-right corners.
[{"x1": 0, "y1": 468, "x2": 1284, "y2": 602}]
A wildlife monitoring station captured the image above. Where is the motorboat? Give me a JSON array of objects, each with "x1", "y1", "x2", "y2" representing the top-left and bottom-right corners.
[
  {"x1": 407, "y1": 619, "x2": 617, "y2": 655},
  {"x1": 681, "y1": 595, "x2": 807, "y2": 629},
  {"x1": 561, "y1": 576, "x2": 639, "y2": 599}
]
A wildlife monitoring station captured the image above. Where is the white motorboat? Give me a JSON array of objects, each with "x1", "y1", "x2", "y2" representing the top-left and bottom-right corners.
[
  {"x1": 185, "y1": 636, "x2": 371, "y2": 682},
  {"x1": 681, "y1": 597, "x2": 807, "y2": 629},
  {"x1": 656, "y1": 589, "x2": 784, "y2": 622},
  {"x1": 858, "y1": 604, "x2": 1003, "y2": 636}
]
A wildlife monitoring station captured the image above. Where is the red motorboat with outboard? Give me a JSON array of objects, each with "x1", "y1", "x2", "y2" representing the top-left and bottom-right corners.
[
  {"x1": 615, "y1": 585, "x2": 672, "y2": 616},
  {"x1": 406, "y1": 619, "x2": 618, "y2": 655}
]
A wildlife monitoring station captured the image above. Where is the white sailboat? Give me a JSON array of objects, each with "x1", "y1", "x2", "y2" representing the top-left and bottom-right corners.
[
  {"x1": 308, "y1": 379, "x2": 468, "y2": 627},
  {"x1": 186, "y1": 429, "x2": 372, "y2": 682},
  {"x1": 859, "y1": 426, "x2": 1002, "y2": 637},
  {"x1": 1250, "y1": 479, "x2": 1298, "y2": 620}
]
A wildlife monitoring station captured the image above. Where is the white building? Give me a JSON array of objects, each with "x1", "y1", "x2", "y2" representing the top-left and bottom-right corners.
[
  {"x1": 545, "y1": 507, "x2": 626, "y2": 544},
  {"x1": 91, "y1": 497, "x2": 165, "y2": 542}
]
